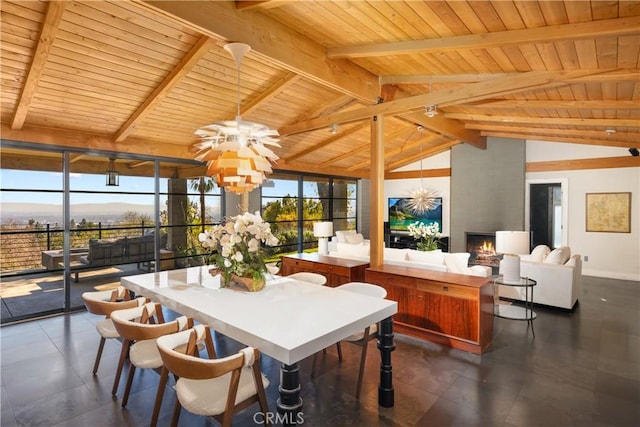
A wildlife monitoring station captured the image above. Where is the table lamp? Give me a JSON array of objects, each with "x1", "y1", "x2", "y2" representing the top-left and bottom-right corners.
[
  {"x1": 495, "y1": 231, "x2": 530, "y2": 283},
  {"x1": 313, "y1": 222, "x2": 333, "y2": 256}
]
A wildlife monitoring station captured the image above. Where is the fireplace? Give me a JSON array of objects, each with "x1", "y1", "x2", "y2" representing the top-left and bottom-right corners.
[{"x1": 466, "y1": 232, "x2": 500, "y2": 268}]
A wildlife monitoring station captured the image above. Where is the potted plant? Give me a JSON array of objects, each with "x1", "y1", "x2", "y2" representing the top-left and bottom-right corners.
[{"x1": 199, "y1": 211, "x2": 279, "y2": 291}]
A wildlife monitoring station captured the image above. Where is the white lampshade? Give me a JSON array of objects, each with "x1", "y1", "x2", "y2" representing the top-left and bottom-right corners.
[
  {"x1": 313, "y1": 222, "x2": 333, "y2": 238},
  {"x1": 495, "y1": 231, "x2": 530, "y2": 255}
]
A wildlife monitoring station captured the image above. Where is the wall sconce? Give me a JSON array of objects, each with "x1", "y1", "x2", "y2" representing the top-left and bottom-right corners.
[
  {"x1": 424, "y1": 104, "x2": 438, "y2": 118},
  {"x1": 105, "y1": 158, "x2": 119, "y2": 186},
  {"x1": 329, "y1": 123, "x2": 338, "y2": 135}
]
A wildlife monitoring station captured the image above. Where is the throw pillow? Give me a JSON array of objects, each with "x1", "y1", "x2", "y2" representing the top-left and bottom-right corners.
[
  {"x1": 565, "y1": 256, "x2": 576, "y2": 267},
  {"x1": 443, "y1": 253, "x2": 471, "y2": 274},
  {"x1": 521, "y1": 245, "x2": 550, "y2": 262},
  {"x1": 544, "y1": 246, "x2": 571, "y2": 264},
  {"x1": 335, "y1": 230, "x2": 356, "y2": 243},
  {"x1": 344, "y1": 233, "x2": 365, "y2": 245},
  {"x1": 406, "y1": 249, "x2": 444, "y2": 265}
]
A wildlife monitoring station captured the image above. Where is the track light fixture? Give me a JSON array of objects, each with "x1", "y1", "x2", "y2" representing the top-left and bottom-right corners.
[
  {"x1": 424, "y1": 104, "x2": 438, "y2": 118},
  {"x1": 329, "y1": 123, "x2": 338, "y2": 135},
  {"x1": 629, "y1": 148, "x2": 639, "y2": 157}
]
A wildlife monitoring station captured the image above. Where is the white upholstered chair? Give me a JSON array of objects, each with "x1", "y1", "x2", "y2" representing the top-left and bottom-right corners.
[
  {"x1": 335, "y1": 282, "x2": 387, "y2": 398},
  {"x1": 286, "y1": 271, "x2": 327, "y2": 286},
  {"x1": 156, "y1": 324, "x2": 270, "y2": 427},
  {"x1": 110, "y1": 302, "x2": 194, "y2": 426},
  {"x1": 81, "y1": 287, "x2": 147, "y2": 375}
]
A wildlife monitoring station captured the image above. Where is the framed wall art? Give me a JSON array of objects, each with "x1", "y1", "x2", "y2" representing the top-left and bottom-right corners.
[{"x1": 585, "y1": 192, "x2": 631, "y2": 233}]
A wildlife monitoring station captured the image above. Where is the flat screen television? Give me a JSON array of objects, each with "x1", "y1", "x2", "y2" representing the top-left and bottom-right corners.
[{"x1": 388, "y1": 197, "x2": 443, "y2": 233}]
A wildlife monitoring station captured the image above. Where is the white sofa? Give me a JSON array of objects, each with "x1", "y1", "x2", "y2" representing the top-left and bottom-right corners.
[
  {"x1": 498, "y1": 245, "x2": 582, "y2": 310},
  {"x1": 328, "y1": 240, "x2": 492, "y2": 277}
]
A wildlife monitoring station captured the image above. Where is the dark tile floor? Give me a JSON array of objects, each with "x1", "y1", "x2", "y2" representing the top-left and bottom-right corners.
[{"x1": 1, "y1": 276, "x2": 638, "y2": 426}]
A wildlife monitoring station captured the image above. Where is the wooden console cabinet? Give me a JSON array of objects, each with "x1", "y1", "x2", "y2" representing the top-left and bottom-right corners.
[
  {"x1": 365, "y1": 265, "x2": 494, "y2": 354},
  {"x1": 281, "y1": 253, "x2": 369, "y2": 287}
]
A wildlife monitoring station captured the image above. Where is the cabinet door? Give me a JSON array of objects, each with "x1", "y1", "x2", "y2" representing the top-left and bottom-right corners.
[
  {"x1": 426, "y1": 292, "x2": 478, "y2": 342},
  {"x1": 378, "y1": 283, "x2": 409, "y2": 324}
]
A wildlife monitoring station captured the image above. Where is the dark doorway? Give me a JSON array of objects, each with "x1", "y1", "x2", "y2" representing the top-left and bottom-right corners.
[{"x1": 529, "y1": 183, "x2": 562, "y2": 249}]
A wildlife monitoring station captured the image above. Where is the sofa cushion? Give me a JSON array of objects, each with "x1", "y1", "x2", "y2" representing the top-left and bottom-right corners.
[
  {"x1": 335, "y1": 242, "x2": 369, "y2": 257},
  {"x1": 443, "y1": 252, "x2": 471, "y2": 274},
  {"x1": 521, "y1": 245, "x2": 550, "y2": 262},
  {"x1": 344, "y1": 233, "x2": 365, "y2": 245},
  {"x1": 544, "y1": 246, "x2": 571, "y2": 264},
  {"x1": 335, "y1": 230, "x2": 356, "y2": 243},
  {"x1": 406, "y1": 249, "x2": 444, "y2": 265},
  {"x1": 384, "y1": 248, "x2": 408, "y2": 262}
]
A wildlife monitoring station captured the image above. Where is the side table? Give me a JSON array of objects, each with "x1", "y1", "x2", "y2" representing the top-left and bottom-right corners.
[{"x1": 494, "y1": 276, "x2": 537, "y2": 337}]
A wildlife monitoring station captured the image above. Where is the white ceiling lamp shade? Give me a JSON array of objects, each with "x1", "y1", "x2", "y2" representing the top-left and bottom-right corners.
[{"x1": 192, "y1": 42, "x2": 280, "y2": 194}]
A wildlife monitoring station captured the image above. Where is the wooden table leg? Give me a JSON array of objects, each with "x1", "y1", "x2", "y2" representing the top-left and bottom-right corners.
[
  {"x1": 377, "y1": 316, "x2": 395, "y2": 408},
  {"x1": 276, "y1": 362, "x2": 303, "y2": 425}
]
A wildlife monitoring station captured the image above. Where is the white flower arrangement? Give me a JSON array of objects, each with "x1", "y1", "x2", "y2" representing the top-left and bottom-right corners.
[
  {"x1": 199, "y1": 211, "x2": 278, "y2": 288},
  {"x1": 407, "y1": 221, "x2": 441, "y2": 251}
]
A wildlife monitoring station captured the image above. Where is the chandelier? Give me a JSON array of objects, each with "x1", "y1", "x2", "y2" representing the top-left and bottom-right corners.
[
  {"x1": 407, "y1": 126, "x2": 440, "y2": 214},
  {"x1": 192, "y1": 43, "x2": 280, "y2": 194}
]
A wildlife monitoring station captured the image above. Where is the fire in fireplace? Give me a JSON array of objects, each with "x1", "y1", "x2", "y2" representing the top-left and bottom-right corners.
[{"x1": 466, "y1": 232, "x2": 500, "y2": 268}]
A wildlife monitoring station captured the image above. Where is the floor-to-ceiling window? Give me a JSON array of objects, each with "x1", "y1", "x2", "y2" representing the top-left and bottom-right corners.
[
  {"x1": 260, "y1": 173, "x2": 358, "y2": 260},
  {"x1": 0, "y1": 143, "x2": 219, "y2": 323}
]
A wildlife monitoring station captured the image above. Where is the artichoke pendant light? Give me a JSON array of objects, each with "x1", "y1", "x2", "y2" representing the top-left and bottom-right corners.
[{"x1": 192, "y1": 43, "x2": 280, "y2": 194}]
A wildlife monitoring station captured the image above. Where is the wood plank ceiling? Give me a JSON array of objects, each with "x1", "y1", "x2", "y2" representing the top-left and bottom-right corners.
[{"x1": 1, "y1": 0, "x2": 638, "y2": 179}]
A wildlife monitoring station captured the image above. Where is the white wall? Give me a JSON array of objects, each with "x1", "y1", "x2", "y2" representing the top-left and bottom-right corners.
[
  {"x1": 383, "y1": 141, "x2": 639, "y2": 281},
  {"x1": 527, "y1": 141, "x2": 640, "y2": 281}
]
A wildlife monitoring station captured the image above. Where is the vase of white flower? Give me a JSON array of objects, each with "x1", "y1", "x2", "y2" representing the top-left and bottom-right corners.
[
  {"x1": 407, "y1": 221, "x2": 441, "y2": 251},
  {"x1": 199, "y1": 211, "x2": 279, "y2": 291}
]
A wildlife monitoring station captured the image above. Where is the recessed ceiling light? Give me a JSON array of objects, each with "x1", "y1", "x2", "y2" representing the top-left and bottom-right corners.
[{"x1": 605, "y1": 129, "x2": 616, "y2": 135}]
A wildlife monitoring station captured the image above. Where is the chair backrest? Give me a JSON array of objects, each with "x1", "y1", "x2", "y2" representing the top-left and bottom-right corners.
[
  {"x1": 287, "y1": 272, "x2": 327, "y2": 286},
  {"x1": 82, "y1": 287, "x2": 147, "y2": 316},
  {"x1": 111, "y1": 302, "x2": 189, "y2": 341},
  {"x1": 336, "y1": 282, "x2": 387, "y2": 299},
  {"x1": 156, "y1": 325, "x2": 256, "y2": 380}
]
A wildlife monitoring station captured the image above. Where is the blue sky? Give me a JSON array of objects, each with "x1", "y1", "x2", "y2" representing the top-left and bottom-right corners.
[{"x1": 0, "y1": 170, "x2": 305, "y2": 204}]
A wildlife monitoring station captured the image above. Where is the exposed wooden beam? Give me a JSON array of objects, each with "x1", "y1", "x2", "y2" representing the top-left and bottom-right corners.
[
  {"x1": 128, "y1": 160, "x2": 154, "y2": 168},
  {"x1": 347, "y1": 133, "x2": 443, "y2": 172},
  {"x1": 527, "y1": 156, "x2": 640, "y2": 173},
  {"x1": 385, "y1": 140, "x2": 457, "y2": 171},
  {"x1": 380, "y1": 73, "x2": 518, "y2": 85},
  {"x1": 385, "y1": 168, "x2": 451, "y2": 180},
  {"x1": 283, "y1": 121, "x2": 368, "y2": 163},
  {"x1": 235, "y1": 1, "x2": 294, "y2": 11},
  {"x1": 1, "y1": 123, "x2": 194, "y2": 160},
  {"x1": 141, "y1": 1, "x2": 379, "y2": 103},
  {"x1": 242, "y1": 72, "x2": 300, "y2": 117},
  {"x1": 279, "y1": 70, "x2": 601, "y2": 137},
  {"x1": 328, "y1": 16, "x2": 640, "y2": 58},
  {"x1": 69, "y1": 154, "x2": 85, "y2": 164},
  {"x1": 481, "y1": 131, "x2": 638, "y2": 149},
  {"x1": 451, "y1": 113, "x2": 639, "y2": 128},
  {"x1": 370, "y1": 115, "x2": 385, "y2": 266},
  {"x1": 114, "y1": 36, "x2": 215, "y2": 142},
  {"x1": 318, "y1": 123, "x2": 416, "y2": 167},
  {"x1": 11, "y1": 1, "x2": 66, "y2": 130},
  {"x1": 471, "y1": 100, "x2": 640, "y2": 110},
  {"x1": 468, "y1": 123, "x2": 640, "y2": 145},
  {"x1": 273, "y1": 162, "x2": 367, "y2": 179},
  {"x1": 400, "y1": 111, "x2": 486, "y2": 149}
]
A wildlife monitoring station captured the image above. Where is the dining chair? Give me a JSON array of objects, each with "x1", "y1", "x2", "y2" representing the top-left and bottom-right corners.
[
  {"x1": 286, "y1": 271, "x2": 327, "y2": 286},
  {"x1": 156, "y1": 324, "x2": 271, "y2": 427},
  {"x1": 81, "y1": 287, "x2": 147, "y2": 375},
  {"x1": 110, "y1": 302, "x2": 194, "y2": 425},
  {"x1": 335, "y1": 282, "x2": 387, "y2": 399}
]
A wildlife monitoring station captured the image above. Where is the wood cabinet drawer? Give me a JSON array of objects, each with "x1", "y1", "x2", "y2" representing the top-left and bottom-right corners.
[
  {"x1": 366, "y1": 270, "x2": 416, "y2": 288},
  {"x1": 417, "y1": 280, "x2": 476, "y2": 300}
]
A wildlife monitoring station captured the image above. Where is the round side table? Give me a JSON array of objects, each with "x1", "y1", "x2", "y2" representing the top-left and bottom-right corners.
[{"x1": 494, "y1": 276, "x2": 537, "y2": 337}]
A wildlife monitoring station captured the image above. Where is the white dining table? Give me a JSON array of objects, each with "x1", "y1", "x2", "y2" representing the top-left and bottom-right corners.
[{"x1": 121, "y1": 265, "x2": 397, "y2": 423}]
